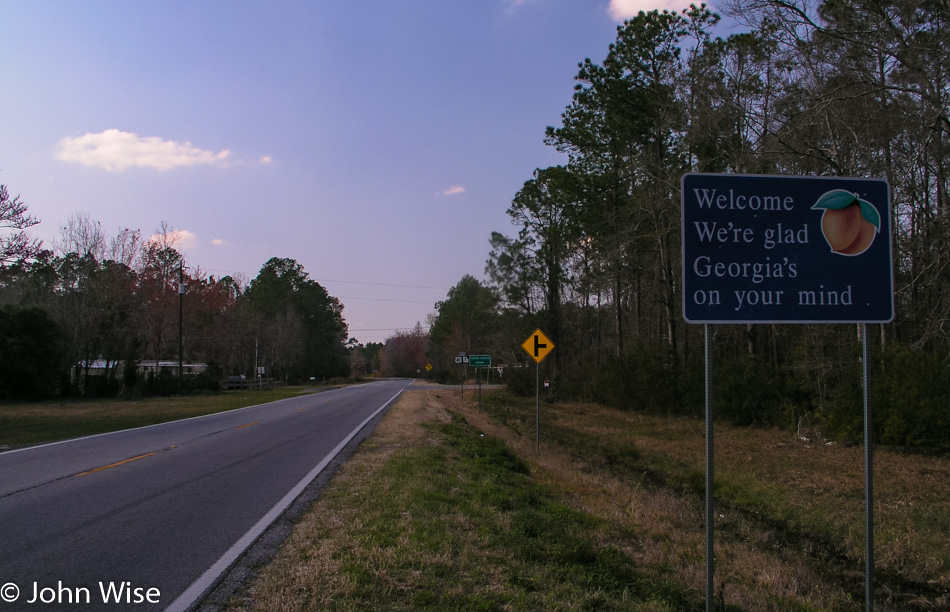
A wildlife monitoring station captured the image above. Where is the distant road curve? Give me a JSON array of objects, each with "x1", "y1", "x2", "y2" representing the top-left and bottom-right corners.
[{"x1": 0, "y1": 379, "x2": 413, "y2": 611}]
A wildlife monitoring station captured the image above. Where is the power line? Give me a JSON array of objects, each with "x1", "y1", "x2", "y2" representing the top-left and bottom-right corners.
[
  {"x1": 337, "y1": 296, "x2": 435, "y2": 304},
  {"x1": 349, "y1": 326, "x2": 431, "y2": 332},
  {"x1": 316, "y1": 278, "x2": 445, "y2": 290},
  {"x1": 201, "y1": 267, "x2": 445, "y2": 291}
]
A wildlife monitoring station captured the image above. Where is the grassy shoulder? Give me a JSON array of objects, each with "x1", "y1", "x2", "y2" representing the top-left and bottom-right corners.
[
  {"x1": 229, "y1": 386, "x2": 698, "y2": 611},
  {"x1": 232, "y1": 386, "x2": 950, "y2": 611},
  {"x1": 0, "y1": 385, "x2": 334, "y2": 448}
]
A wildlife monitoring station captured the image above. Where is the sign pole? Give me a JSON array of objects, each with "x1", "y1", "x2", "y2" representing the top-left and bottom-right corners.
[
  {"x1": 862, "y1": 323, "x2": 874, "y2": 611},
  {"x1": 704, "y1": 324, "x2": 714, "y2": 612},
  {"x1": 520, "y1": 329, "x2": 553, "y2": 457},
  {"x1": 536, "y1": 360, "x2": 540, "y2": 455}
]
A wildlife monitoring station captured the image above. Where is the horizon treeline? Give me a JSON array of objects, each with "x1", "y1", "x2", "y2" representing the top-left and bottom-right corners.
[
  {"x1": 422, "y1": 1, "x2": 950, "y2": 452},
  {"x1": 0, "y1": 211, "x2": 350, "y2": 399}
]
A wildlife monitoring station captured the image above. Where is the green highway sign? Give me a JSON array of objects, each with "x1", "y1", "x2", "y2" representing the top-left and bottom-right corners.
[{"x1": 468, "y1": 355, "x2": 491, "y2": 367}]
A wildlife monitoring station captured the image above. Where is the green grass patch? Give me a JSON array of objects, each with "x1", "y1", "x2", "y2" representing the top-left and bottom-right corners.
[{"x1": 0, "y1": 386, "x2": 322, "y2": 447}]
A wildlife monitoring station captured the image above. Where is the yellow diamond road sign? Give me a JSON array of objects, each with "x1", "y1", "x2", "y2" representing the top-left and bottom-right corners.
[{"x1": 522, "y1": 329, "x2": 554, "y2": 364}]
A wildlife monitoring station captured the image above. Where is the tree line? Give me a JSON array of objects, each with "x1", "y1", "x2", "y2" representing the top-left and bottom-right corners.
[
  {"x1": 418, "y1": 1, "x2": 950, "y2": 452},
  {"x1": 0, "y1": 202, "x2": 349, "y2": 399}
]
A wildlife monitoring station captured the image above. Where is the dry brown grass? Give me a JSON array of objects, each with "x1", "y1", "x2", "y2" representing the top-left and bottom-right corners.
[
  {"x1": 569, "y1": 405, "x2": 950, "y2": 585},
  {"x1": 453, "y1": 401, "x2": 848, "y2": 610},
  {"x1": 457, "y1": 394, "x2": 950, "y2": 610}
]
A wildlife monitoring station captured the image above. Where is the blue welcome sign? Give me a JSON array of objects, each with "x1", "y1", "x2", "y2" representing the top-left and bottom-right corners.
[{"x1": 681, "y1": 173, "x2": 893, "y2": 323}]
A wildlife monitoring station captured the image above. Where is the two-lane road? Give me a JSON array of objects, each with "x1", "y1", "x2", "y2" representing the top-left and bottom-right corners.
[{"x1": 0, "y1": 379, "x2": 413, "y2": 611}]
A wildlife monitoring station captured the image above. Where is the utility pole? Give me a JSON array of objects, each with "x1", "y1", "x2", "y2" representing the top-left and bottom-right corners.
[{"x1": 178, "y1": 262, "x2": 184, "y2": 394}]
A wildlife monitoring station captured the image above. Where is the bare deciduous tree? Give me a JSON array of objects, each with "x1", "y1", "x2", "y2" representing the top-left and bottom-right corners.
[
  {"x1": 54, "y1": 212, "x2": 106, "y2": 261},
  {"x1": 0, "y1": 184, "x2": 41, "y2": 266}
]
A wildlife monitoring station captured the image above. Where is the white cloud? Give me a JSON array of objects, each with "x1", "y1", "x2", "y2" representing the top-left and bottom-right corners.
[
  {"x1": 148, "y1": 229, "x2": 197, "y2": 251},
  {"x1": 442, "y1": 185, "x2": 465, "y2": 196},
  {"x1": 211, "y1": 238, "x2": 233, "y2": 247},
  {"x1": 56, "y1": 129, "x2": 231, "y2": 171},
  {"x1": 608, "y1": 0, "x2": 681, "y2": 20},
  {"x1": 260, "y1": 155, "x2": 273, "y2": 164}
]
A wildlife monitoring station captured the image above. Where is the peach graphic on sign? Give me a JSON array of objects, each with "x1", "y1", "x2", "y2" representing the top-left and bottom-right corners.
[{"x1": 812, "y1": 189, "x2": 880, "y2": 256}]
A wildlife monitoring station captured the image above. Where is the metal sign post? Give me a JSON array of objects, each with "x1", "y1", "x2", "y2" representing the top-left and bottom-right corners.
[
  {"x1": 704, "y1": 324, "x2": 714, "y2": 612},
  {"x1": 682, "y1": 173, "x2": 893, "y2": 611},
  {"x1": 469, "y1": 356, "x2": 491, "y2": 411},
  {"x1": 521, "y1": 329, "x2": 554, "y2": 455},
  {"x1": 862, "y1": 323, "x2": 874, "y2": 610},
  {"x1": 456, "y1": 353, "x2": 468, "y2": 398}
]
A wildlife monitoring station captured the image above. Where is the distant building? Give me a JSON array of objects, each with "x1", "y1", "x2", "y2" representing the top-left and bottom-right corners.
[{"x1": 74, "y1": 359, "x2": 207, "y2": 380}]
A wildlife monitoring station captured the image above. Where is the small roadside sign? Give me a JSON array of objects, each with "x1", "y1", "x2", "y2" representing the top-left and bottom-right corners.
[
  {"x1": 521, "y1": 329, "x2": 554, "y2": 364},
  {"x1": 469, "y1": 355, "x2": 491, "y2": 367}
]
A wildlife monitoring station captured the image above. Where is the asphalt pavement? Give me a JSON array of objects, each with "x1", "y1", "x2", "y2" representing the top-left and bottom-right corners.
[{"x1": 0, "y1": 379, "x2": 412, "y2": 611}]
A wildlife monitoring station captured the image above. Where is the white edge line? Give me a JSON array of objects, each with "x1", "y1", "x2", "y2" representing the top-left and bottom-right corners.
[
  {"x1": 0, "y1": 381, "x2": 390, "y2": 457},
  {"x1": 164, "y1": 386, "x2": 407, "y2": 612}
]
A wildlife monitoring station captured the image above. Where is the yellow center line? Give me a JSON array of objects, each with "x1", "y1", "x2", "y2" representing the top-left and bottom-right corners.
[
  {"x1": 74, "y1": 452, "x2": 157, "y2": 477},
  {"x1": 294, "y1": 407, "x2": 307, "y2": 412},
  {"x1": 73, "y1": 420, "x2": 261, "y2": 478}
]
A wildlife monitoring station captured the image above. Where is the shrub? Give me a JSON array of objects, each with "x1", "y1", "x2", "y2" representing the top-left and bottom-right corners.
[
  {"x1": 568, "y1": 345, "x2": 699, "y2": 416},
  {"x1": 503, "y1": 365, "x2": 537, "y2": 397},
  {"x1": 0, "y1": 307, "x2": 65, "y2": 400},
  {"x1": 714, "y1": 356, "x2": 810, "y2": 428},
  {"x1": 822, "y1": 344, "x2": 950, "y2": 453},
  {"x1": 875, "y1": 345, "x2": 950, "y2": 452}
]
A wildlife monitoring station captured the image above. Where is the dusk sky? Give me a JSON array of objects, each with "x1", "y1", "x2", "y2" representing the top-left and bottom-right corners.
[{"x1": 1, "y1": 0, "x2": 727, "y2": 344}]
